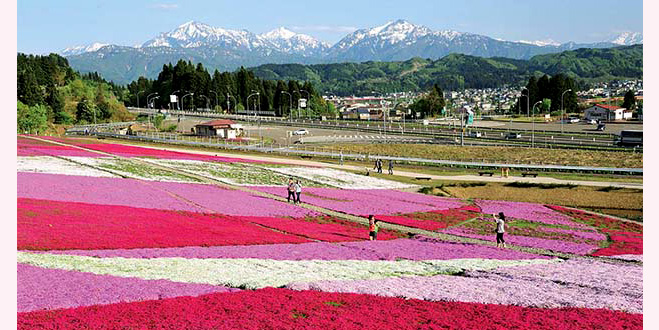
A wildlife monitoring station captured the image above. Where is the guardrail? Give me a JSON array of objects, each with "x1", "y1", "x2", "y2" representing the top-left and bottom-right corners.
[{"x1": 67, "y1": 130, "x2": 642, "y2": 175}]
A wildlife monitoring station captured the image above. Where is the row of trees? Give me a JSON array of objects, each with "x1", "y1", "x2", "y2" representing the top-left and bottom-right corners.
[
  {"x1": 409, "y1": 84, "x2": 446, "y2": 118},
  {"x1": 512, "y1": 73, "x2": 579, "y2": 116},
  {"x1": 126, "y1": 61, "x2": 337, "y2": 117}
]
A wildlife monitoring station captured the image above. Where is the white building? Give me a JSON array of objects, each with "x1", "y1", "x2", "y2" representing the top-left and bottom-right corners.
[{"x1": 584, "y1": 104, "x2": 633, "y2": 121}]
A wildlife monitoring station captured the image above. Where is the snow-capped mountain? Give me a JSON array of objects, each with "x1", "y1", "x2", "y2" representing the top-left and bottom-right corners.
[
  {"x1": 517, "y1": 39, "x2": 561, "y2": 47},
  {"x1": 258, "y1": 27, "x2": 330, "y2": 57},
  {"x1": 326, "y1": 19, "x2": 550, "y2": 61},
  {"x1": 609, "y1": 32, "x2": 643, "y2": 45},
  {"x1": 60, "y1": 42, "x2": 109, "y2": 56},
  {"x1": 141, "y1": 21, "x2": 268, "y2": 51},
  {"x1": 62, "y1": 19, "x2": 639, "y2": 84},
  {"x1": 332, "y1": 20, "x2": 435, "y2": 50}
]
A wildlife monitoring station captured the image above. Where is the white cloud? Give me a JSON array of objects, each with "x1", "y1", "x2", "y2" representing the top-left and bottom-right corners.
[
  {"x1": 151, "y1": 3, "x2": 179, "y2": 10},
  {"x1": 290, "y1": 25, "x2": 358, "y2": 33}
]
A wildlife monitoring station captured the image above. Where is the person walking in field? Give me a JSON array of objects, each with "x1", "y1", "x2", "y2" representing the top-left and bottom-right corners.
[
  {"x1": 287, "y1": 178, "x2": 296, "y2": 203},
  {"x1": 493, "y1": 212, "x2": 507, "y2": 248},
  {"x1": 294, "y1": 180, "x2": 302, "y2": 204},
  {"x1": 368, "y1": 215, "x2": 379, "y2": 240},
  {"x1": 388, "y1": 160, "x2": 394, "y2": 175},
  {"x1": 377, "y1": 159, "x2": 383, "y2": 174}
]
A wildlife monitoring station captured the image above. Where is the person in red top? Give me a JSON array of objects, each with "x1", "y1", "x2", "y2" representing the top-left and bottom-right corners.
[{"x1": 368, "y1": 215, "x2": 379, "y2": 241}]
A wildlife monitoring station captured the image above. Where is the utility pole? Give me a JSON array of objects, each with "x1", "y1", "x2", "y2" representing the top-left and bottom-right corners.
[{"x1": 460, "y1": 109, "x2": 464, "y2": 146}]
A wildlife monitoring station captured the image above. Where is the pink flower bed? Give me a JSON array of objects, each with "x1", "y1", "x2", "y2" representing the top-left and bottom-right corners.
[
  {"x1": 79, "y1": 143, "x2": 266, "y2": 163},
  {"x1": 154, "y1": 181, "x2": 320, "y2": 217},
  {"x1": 442, "y1": 227, "x2": 599, "y2": 255},
  {"x1": 18, "y1": 172, "x2": 206, "y2": 212},
  {"x1": 39, "y1": 242, "x2": 388, "y2": 260},
  {"x1": 18, "y1": 143, "x2": 104, "y2": 157},
  {"x1": 476, "y1": 199, "x2": 588, "y2": 228},
  {"x1": 18, "y1": 263, "x2": 237, "y2": 312},
  {"x1": 252, "y1": 186, "x2": 464, "y2": 216},
  {"x1": 18, "y1": 198, "x2": 311, "y2": 250},
  {"x1": 18, "y1": 173, "x2": 317, "y2": 217}
]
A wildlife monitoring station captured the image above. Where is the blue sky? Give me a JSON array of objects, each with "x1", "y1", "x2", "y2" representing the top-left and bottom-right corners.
[{"x1": 18, "y1": 0, "x2": 642, "y2": 54}]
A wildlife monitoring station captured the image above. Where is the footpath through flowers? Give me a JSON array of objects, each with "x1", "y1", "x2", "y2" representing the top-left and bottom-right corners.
[{"x1": 16, "y1": 136, "x2": 643, "y2": 328}]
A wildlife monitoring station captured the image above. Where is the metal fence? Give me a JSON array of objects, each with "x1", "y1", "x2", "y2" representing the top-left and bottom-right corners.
[{"x1": 69, "y1": 130, "x2": 642, "y2": 175}]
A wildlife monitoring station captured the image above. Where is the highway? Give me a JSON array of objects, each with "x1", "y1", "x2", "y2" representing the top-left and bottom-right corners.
[{"x1": 126, "y1": 108, "x2": 642, "y2": 151}]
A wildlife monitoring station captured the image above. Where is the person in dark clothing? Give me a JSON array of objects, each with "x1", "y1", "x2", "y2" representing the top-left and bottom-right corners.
[
  {"x1": 377, "y1": 159, "x2": 383, "y2": 173},
  {"x1": 388, "y1": 160, "x2": 394, "y2": 175},
  {"x1": 287, "y1": 178, "x2": 295, "y2": 203}
]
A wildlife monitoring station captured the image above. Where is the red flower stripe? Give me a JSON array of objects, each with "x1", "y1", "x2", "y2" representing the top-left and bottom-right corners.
[
  {"x1": 18, "y1": 198, "x2": 311, "y2": 250},
  {"x1": 17, "y1": 288, "x2": 642, "y2": 329},
  {"x1": 546, "y1": 205, "x2": 642, "y2": 233}
]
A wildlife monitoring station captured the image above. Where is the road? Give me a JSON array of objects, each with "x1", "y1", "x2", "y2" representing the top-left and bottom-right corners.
[
  {"x1": 131, "y1": 109, "x2": 642, "y2": 150},
  {"x1": 447, "y1": 119, "x2": 643, "y2": 136}
]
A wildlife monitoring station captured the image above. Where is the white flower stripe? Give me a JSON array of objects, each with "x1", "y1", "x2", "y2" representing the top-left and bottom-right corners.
[{"x1": 17, "y1": 252, "x2": 560, "y2": 289}]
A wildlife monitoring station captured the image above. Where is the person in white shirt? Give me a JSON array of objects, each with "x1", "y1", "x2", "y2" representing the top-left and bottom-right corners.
[
  {"x1": 294, "y1": 180, "x2": 302, "y2": 204},
  {"x1": 493, "y1": 212, "x2": 507, "y2": 248}
]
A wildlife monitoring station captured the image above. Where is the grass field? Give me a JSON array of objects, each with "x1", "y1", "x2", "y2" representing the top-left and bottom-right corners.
[
  {"x1": 320, "y1": 144, "x2": 642, "y2": 168},
  {"x1": 431, "y1": 183, "x2": 642, "y2": 221}
]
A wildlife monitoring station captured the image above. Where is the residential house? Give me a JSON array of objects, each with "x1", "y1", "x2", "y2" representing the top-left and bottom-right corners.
[
  {"x1": 584, "y1": 104, "x2": 632, "y2": 121},
  {"x1": 194, "y1": 120, "x2": 242, "y2": 139}
]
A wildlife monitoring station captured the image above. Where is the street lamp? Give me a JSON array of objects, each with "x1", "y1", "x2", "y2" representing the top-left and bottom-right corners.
[
  {"x1": 181, "y1": 93, "x2": 194, "y2": 111},
  {"x1": 521, "y1": 87, "x2": 529, "y2": 117},
  {"x1": 281, "y1": 91, "x2": 292, "y2": 120},
  {"x1": 199, "y1": 95, "x2": 210, "y2": 111},
  {"x1": 532, "y1": 100, "x2": 542, "y2": 147},
  {"x1": 299, "y1": 89, "x2": 310, "y2": 119},
  {"x1": 136, "y1": 90, "x2": 144, "y2": 109},
  {"x1": 173, "y1": 90, "x2": 183, "y2": 110},
  {"x1": 247, "y1": 91, "x2": 260, "y2": 116},
  {"x1": 227, "y1": 93, "x2": 237, "y2": 114},
  {"x1": 209, "y1": 90, "x2": 219, "y2": 111},
  {"x1": 146, "y1": 92, "x2": 158, "y2": 109},
  {"x1": 561, "y1": 89, "x2": 573, "y2": 134}
]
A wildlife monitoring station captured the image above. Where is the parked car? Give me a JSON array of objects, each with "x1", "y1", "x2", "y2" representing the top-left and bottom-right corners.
[
  {"x1": 292, "y1": 129, "x2": 309, "y2": 136},
  {"x1": 568, "y1": 117, "x2": 580, "y2": 123},
  {"x1": 504, "y1": 132, "x2": 522, "y2": 139},
  {"x1": 468, "y1": 131, "x2": 482, "y2": 138},
  {"x1": 588, "y1": 119, "x2": 598, "y2": 124}
]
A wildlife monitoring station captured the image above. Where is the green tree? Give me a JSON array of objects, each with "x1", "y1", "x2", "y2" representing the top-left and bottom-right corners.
[
  {"x1": 17, "y1": 102, "x2": 48, "y2": 134},
  {"x1": 622, "y1": 90, "x2": 636, "y2": 110},
  {"x1": 76, "y1": 97, "x2": 97, "y2": 123},
  {"x1": 409, "y1": 84, "x2": 446, "y2": 118},
  {"x1": 17, "y1": 66, "x2": 43, "y2": 106}
]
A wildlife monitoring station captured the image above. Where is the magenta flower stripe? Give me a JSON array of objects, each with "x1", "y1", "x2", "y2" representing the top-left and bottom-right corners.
[{"x1": 18, "y1": 263, "x2": 237, "y2": 312}]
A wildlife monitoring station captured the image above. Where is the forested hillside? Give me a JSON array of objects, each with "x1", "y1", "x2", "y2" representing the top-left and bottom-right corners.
[
  {"x1": 17, "y1": 53, "x2": 133, "y2": 134},
  {"x1": 250, "y1": 45, "x2": 642, "y2": 95}
]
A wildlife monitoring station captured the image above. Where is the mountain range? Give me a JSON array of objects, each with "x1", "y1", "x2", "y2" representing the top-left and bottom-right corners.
[{"x1": 61, "y1": 20, "x2": 643, "y2": 84}]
